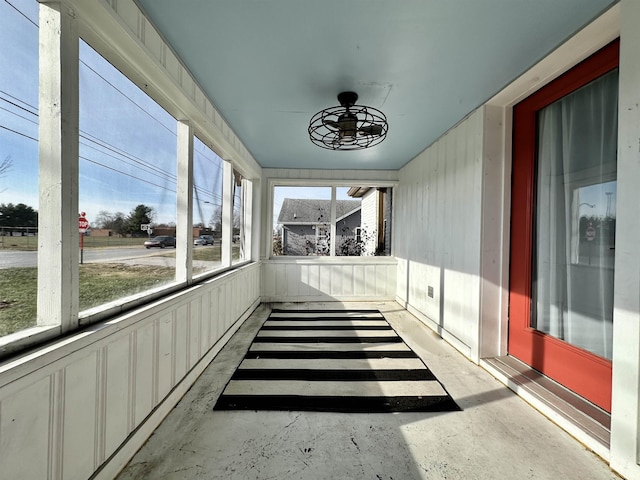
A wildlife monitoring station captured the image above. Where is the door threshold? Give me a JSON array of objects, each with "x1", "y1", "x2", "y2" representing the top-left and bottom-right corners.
[{"x1": 482, "y1": 355, "x2": 610, "y2": 459}]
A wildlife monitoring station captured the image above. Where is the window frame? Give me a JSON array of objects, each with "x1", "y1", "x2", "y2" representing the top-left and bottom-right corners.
[
  {"x1": 0, "y1": 2, "x2": 255, "y2": 357},
  {"x1": 266, "y1": 178, "x2": 395, "y2": 259}
]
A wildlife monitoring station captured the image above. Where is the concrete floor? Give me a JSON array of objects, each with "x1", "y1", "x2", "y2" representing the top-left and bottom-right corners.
[{"x1": 116, "y1": 302, "x2": 620, "y2": 480}]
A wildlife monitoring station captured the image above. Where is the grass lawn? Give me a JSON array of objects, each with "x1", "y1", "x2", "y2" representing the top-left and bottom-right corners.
[
  {"x1": 0, "y1": 243, "x2": 242, "y2": 337},
  {"x1": 0, "y1": 263, "x2": 175, "y2": 337}
]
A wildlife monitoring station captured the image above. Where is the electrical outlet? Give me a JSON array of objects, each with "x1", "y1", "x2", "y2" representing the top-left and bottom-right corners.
[{"x1": 427, "y1": 286, "x2": 434, "y2": 298}]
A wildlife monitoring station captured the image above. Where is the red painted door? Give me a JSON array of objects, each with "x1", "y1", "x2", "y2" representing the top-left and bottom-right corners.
[{"x1": 509, "y1": 40, "x2": 619, "y2": 412}]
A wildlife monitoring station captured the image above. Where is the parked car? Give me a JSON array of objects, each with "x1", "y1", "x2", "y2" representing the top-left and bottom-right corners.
[
  {"x1": 144, "y1": 235, "x2": 176, "y2": 248},
  {"x1": 194, "y1": 235, "x2": 214, "y2": 246}
]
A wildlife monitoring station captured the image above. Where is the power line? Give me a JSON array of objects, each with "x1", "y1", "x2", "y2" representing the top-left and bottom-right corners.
[
  {"x1": 1, "y1": 118, "x2": 227, "y2": 197},
  {"x1": 79, "y1": 139, "x2": 177, "y2": 185},
  {"x1": 0, "y1": 92, "x2": 178, "y2": 183},
  {"x1": 0, "y1": 124, "x2": 37, "y2": 142},
  {"x1": 0, "y1": 121, "x2": 178, "y2": 192},
  {"x1": 80, "y1": 155, "x2": 176, "y2": 194},
  {"x1": 79, "y1": 132, "x2": 177, "y2": 182},
  {"x1": 0, "y1": 90, "x2": 38, "y2": 116},
  {"x1": 194, "y1": 149, "x2": 225, "y2": 171},
  {"x1": 5, "y1": 1, "x2": 176, "y2": 140},
  {"x1": 0, "y1": 105, "x2": 38, "y2": 126},
  {"x1": 3, "y1": 0, "x2": 37, "y2": 28},
  {"x1": 80, "y1": 58, "x2": 177, "y2": 137},
  {"x1": 1, "y1": 0, "x2": 226, "y2": 199}
]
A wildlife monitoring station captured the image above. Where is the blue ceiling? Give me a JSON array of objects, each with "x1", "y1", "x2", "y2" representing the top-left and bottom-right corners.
[{"x1": 136, "y1": 0, "x2": 616, "y2": 171}]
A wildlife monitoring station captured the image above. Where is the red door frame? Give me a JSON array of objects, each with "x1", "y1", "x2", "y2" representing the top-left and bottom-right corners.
[{"x1": 509, "y1": 39, "x2": 619, "y2": 412}]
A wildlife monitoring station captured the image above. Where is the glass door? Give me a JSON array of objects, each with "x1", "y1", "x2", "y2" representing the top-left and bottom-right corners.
[{"x1": 509, "y1": 40, "x2": 618, "y2": 412}]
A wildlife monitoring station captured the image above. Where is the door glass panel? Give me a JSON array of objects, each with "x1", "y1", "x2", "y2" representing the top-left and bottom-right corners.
[{"x1": 532, "y1": 69, "x2": 618, "y2": 360}]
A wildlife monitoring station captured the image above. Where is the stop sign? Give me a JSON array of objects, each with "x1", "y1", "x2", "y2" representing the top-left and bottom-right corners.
[{"x1": 78, "y1": 215, "x2": 89, "y2": 233}]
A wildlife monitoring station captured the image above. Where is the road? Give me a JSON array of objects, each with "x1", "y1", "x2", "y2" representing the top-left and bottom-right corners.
[{"x1": 0, "y1": 247, "x2": 175, "y2": 269}]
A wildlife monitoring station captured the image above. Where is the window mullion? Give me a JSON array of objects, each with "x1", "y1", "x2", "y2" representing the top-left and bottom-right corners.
[
  {"x1": 221, "y1": 160, "x2": 233, "y2": 267},
  {"x1": 37, "y1": 1, "x2": 79, "y2": 332},
  {"x1": 243, "y1": 178, "x2": 252, "y2": 261},
  {"x1": 330, "y1": 187, "x2": 337, "y2": 256},
  {"x1": 176, "y1": 121, "x2": 194, "y2": 282}
]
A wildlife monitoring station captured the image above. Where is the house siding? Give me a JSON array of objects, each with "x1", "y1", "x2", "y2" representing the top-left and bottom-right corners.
[{"x1": 360, "y1": 190, "x2": 378, "y2": 256}]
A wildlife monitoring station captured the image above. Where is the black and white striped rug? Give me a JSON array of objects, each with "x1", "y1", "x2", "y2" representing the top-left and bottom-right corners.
[{"x1": 214, "y1": 309, "x2": 460, "y2": 413}]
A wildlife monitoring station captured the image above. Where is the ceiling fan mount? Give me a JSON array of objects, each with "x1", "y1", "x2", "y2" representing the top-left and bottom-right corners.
[{"x1": 337, "y1": 91, "x2": 358, "y2": 108}]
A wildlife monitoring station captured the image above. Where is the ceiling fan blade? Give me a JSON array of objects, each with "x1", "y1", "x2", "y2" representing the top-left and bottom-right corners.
[
  {"x1": 323, "y1": 120, "x2": 340, "y2": 130},
  {"x1": 358, "y1": 125, "x2": 383, "y2": 136}
]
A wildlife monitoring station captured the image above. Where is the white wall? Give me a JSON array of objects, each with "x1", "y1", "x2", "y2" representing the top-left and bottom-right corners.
[
  {"x1": 0, "y1": 263, "x2": 260, "y2": 480},
  {"x1": 395, "y1": 110, "x2": 485, "y2": 358}
]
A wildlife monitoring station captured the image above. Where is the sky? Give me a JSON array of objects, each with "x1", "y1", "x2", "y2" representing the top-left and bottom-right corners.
[
  {"x1": 0, "y1": 0, "x2": 39, "y2": 210},
  {"x1": 0, "y1": 0, "x2": 220, "y2": 229}
]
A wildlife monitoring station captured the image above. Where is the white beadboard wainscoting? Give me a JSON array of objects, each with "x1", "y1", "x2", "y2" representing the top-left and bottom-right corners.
[
  {"x1": 261, "y1": 258, "x2": 398, "y2": 302},
  {"x1": 0, "y1": 263, "x2": 260, "y2": 480}
]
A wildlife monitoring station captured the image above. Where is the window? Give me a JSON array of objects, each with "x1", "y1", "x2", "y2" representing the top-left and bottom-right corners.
[
  {"x1": 272, "y1": 184, "x2": 392, "y2": 257},
  {"x1": 335, "y1": 186, "x2": 392, "y2": 256},
  {"x1": 232, "y1": 170, "x2": 249, "y2": 264},
  {"x1": 78, "y1": 40, "x2": 178, "y2": 313},
  {"x1": 531, "y1": 67, "x2": 618, "y2": 357},
  {"x1": 272, "y1": 186, "x2": 331, "y2": 256},
  {"x1": 0, "y1": 2, "x2": 255, "y2": 353},
  {"x1": 0, "y1": 0, "x2": 39, "y2": 337},
  {"x1": 192, "y1": 136, "x2": 224, "y2": 274}
]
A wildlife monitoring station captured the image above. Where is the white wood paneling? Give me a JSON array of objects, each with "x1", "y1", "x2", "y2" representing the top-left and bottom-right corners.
[
  {"x1": 63, "y1": 352, "x2": 98, "y2": 480},
  {"x1": 395, "y1": 110, "x2": 484, "y2": 355},
  {"x1": 104, "y1": 337, "x2": 131, "y2": 462},
  {"x1": 262, "y1": 259, "x2": 397, "y2": 302},
  {"x1": 0, "y1": 378, "x2": 51, "y2": 480},
  {"x1": 134, "y1": 322, "x2": 154, "y2": 426},
  {"x1": 0, "y1": 263, "x2": 260, "y2": 480}
]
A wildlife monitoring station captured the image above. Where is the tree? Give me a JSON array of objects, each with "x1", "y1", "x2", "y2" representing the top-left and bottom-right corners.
[
  {"x1": 0, "y1": 203, "x2": 37, "y2": 227},
  {"x1": 210, "y1": 205, "x2": 222, "y2": 234},
  {"x1": 0, "y1": 155, "x2": 12, "y2": 193},
  {"x1": 125, "y1": 204, "x2": 155, "y2": 235},
  {"x1": 94, "y1": 210, "x2": 127, "y2": 235}
]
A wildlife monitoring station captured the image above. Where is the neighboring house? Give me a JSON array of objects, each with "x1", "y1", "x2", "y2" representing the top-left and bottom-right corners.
[
  {"x1": 277, "y1": 198, "x2": 361, "y2": 255},
  {"x1": 347, "y1": 187, "x2": 392, "y2": 256}
]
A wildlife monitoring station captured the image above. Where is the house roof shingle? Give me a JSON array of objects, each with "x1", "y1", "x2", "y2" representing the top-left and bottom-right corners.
[{"x1": 277, "y1": 198, "x2": 361, "y2": 224}]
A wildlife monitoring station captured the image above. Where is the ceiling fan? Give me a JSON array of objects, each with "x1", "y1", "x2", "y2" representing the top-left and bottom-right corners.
[{"x1": 308, "y1": 91, "x2": 388, "y2": 150}]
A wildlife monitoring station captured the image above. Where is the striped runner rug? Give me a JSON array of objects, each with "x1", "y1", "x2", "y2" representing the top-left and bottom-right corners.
[{"x1": 214, "y1": 309, "x2": 460, "y2": 413}]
